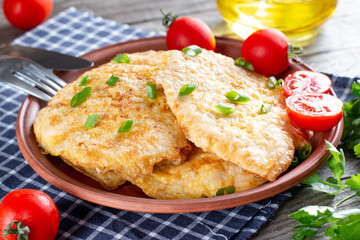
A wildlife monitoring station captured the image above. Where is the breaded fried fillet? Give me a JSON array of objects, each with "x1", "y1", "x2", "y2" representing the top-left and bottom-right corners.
[
  {"x1": 33, "y1": 51, "x2": 191, "y2": 190},
  {"x1": 132, "y1": 147, "x2": 266, "y2": 199},
  {"x1": 156, "y1": 50, "x2": 310, "y2": 181}
]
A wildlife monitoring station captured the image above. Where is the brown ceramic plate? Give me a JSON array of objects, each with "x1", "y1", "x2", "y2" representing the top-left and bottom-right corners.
[{"x1": 16, "y1": 36, "x2": 343, "y2": 213}]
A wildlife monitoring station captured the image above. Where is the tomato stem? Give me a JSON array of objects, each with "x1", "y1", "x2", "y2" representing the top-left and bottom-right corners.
[
  {"x1": 160, "y1": 9, "x2": 177, "y2": 29},
  {"x1": 2, "y1": 220, "x2": 29, "y2": 240}
]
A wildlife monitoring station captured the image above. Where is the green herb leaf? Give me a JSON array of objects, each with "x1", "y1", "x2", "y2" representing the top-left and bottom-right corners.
[
  {"x1": 342, "y1": 81, "x2": 360, "y2": 151},
  {"x1": 302, "y1": 173, "x2": 344, "y2": 195},
  {"x1": 79, "y1": 75, "x2": 90, "y2": 86},
  {"x1": 225, "y1": 91, "x2": 250, "y2": 103},
  {"x1": 117, "y1": 120, "x2": 133, "y2": 133},
  {"x1": 216, "y1": 186, "x2": 235, "y2": 196},
  {"x1": 84, "y1": 114, "x2": 99, "y2": 128},
  {"x1": 214, "y1": 104, "x2": 236, "y2": 115},
  {"x1": 182, "y1": 45, "x2": 202, "y2": 57},
  {"x1": 345, "y1": 174, "x2": 360, "y2": 191},
  {"x1": 267, "y1": 76, "x2": 277, "y2": 89},
  {"x1": 106, "y1": 75, "x2": 120, "y2": 86},
  {"x1": 112, "y1": 54, "x2": 130, "y2": 63},
  {"x1": 352, "y1": 79, "x2": 360, "y2": 98},
  {"x1": 260, "y1": 103, "x2": 271, "y2": 114},
  {"x1": 146, "y1": 82, "x2": 157, "y2": 99},
  {"x1": 289, "y1": 206, "x2": 334, "y2": 240},
  {"x1": 355, "y1": 144, "x2": 360, "y2": 158},
  {"x1": 70, "y1": 86, "x2": 92, "y2": 108},
  {"x1": 235, "y1": 57, "x2": 254, "y2": 71},
  {"x1": 326, "y1": 209, "x2": 360, "y2": 240},
  {"x1": 179, "y1": 83, "x2": 197, "y2": 96},
  {"x1": 325, "y1": 140, "x2": 345, "y2": 185}
]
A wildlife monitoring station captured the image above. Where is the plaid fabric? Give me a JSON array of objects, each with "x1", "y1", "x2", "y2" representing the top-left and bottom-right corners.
[{"x1": 0, "y1": 7, "x2": 358, "y2": 240}]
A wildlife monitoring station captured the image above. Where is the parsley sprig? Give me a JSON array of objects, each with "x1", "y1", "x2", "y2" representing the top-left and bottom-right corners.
[
  {"x1": 289, "y1": 141, "x2": 360, "y2": 239},
  {"x1": 342, "y1": 79, "x2": 360, "y2": 154}
]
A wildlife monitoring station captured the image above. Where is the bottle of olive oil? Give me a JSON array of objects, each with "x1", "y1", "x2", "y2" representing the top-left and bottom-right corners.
[{"x1": 217, "y1": 0, "x2": 337, "y2": 46}]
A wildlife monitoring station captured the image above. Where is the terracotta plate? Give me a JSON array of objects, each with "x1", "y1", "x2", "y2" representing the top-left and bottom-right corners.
[{"x1": 16, "y1": 36, "x2": 343, "y2": 213}]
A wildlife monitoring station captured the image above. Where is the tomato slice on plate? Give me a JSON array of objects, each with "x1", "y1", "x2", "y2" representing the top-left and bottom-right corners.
[
  {"x1": 282, "y1": 71, "x2": 332, "y2": 97},
  {"x1": 286, "y1": 94, "x2": 343, "y2": 132}
]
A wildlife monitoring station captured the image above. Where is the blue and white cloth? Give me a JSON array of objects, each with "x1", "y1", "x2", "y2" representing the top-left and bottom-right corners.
[{"x1": 1, "y1": 7, "x2": 358, "y2": 240}]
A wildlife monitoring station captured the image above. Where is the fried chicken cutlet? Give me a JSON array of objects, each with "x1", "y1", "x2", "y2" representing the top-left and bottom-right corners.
[
  {"x1": 156, "y1": 49, "x2": 311, "y2": 181},
  {"x1": 33, "y1": 51, "x2": 191, "y2": 190}
]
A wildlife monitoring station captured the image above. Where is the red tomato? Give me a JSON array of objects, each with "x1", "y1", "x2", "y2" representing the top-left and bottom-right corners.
[
  {"x1": 0, "y1": 189, "x2": 59, "y2": 240},
  {"x1": 286, "y1": 94, "x2": 343, "y2": 132},
  {"x1": 242, "y1": 28, "x2": 289, "y2": 76},
  {"x1": 165, "y1": 16, "x2": 216, "y2": 51},
  {"x1": 283, "y1": 71, "x2": 332, "y2": 97},
  {"x1": 3, "y1": 0, "x2": 53, "y2": 30}
]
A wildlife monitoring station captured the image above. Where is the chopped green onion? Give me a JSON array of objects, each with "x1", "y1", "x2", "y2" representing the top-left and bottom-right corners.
[
  {"x1": 216, "y1": 186, "x2": 235, "y2": 196},
  {"x1": 267, "y1": 76, "x2": 277, "y2": 89},
  {"x1": 70, "y1": 87, "x2": 92, "y2": 108},
  {"x1": 225, "y1": 91, "x2": 250, "y2": 103},
  {"x1": 277, "y1": 79, "x2": 283, "y2": 88},
  {"x1": 235, "y1": 57, "x2": 254, "y2": 71},
  {"x1": 260, "y1": 104, "x2": 271, "y2": 114},
  {"x1": 291, "y1": 156, "x2": 299, "y2": 166},
  {"x1": 182, "y1": 45, "x2": 202, "y2": 57},
  {"x1": 84, "y1": 114, "x2": 99, "y2": 128},
  {"x1": 79, "y1": 75, "x2": 90, "y2": 86},
  {"x1": 298, "y1": 143, "x2": 312, "y2": 160},
  {"x1": 214, "y1": 104, "x2": 236, "y2": 115},
  {"x1": 117, "y1": 120, "x2": 133, "y2": 133},
  {"x1": 146, "y1": 82, "x2": 157, "y2": 99},
  {"x1": 106, "y1": 75, "x2": 120, "y2": 86},
  {"x1": 112, "y1": 54, "x2": 130, "y2": 63},
  {"x1": 179, "y1": 83, "x2": 197, "y2": 96}
]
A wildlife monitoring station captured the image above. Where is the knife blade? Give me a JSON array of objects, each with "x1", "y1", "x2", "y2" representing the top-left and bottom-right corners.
[{"x1": 0, "y1": 44, "x2": 93, "y2": 70}]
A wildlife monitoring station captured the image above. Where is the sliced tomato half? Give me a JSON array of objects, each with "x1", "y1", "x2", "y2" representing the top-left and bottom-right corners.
[
  {"x1": 286, "y1": 94, "x2": 343, "y2": 132},
  {"x1": 283, "y1": 71, "x2": 332, "y2": 97}
]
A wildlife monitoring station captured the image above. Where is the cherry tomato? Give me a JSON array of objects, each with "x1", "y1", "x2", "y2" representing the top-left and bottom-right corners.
[
  {"x1": 242, "y1": 28, "x2": 289, "y2": 76},
  {"x1": 282, "y1": 71, "x2": 332, "y2": 97},
  {"x1": 286, "y1": 94, "x2": 343, "y2": 132},
  {"x1": 165, "y1": 16, "x2": 216, "y2": 51},
  {"x1": 0, "y1": 189, "x2": 59, "y2": 240},
  {"x1": 3, "y1": 0, "x2": 53, "y2": 30}
]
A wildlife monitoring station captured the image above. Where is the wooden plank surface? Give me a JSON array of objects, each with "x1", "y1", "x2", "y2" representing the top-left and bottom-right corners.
[{"x1": 1, "y1": 0, "x2": 360, "y2": 239}]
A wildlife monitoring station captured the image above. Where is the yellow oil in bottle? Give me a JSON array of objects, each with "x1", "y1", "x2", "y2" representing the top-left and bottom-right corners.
[{"x1": 216, "y1": 0, "x2": 337, "y2": 46}]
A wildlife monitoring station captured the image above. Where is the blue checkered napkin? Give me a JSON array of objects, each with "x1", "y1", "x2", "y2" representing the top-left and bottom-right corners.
[{"x1": 1, "y1": 7, "x2": 358, "y2": 240}]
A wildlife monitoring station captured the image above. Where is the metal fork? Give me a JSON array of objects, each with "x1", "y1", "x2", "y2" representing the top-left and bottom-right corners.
[{"x1": 0, "y1": 57, "x2": 67, "y2": 101}]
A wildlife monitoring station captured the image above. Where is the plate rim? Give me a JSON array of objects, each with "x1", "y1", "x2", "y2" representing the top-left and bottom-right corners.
[{"x1": 16, "y1": 36, "x2": 343, "y2": 213}]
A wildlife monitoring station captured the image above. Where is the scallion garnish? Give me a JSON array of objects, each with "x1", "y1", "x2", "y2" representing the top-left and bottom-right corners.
[
  {"x1": 235, "y1": 57, "x2": 254, "y2": 71},
  {"x1": 84, "y1": 114, "x2": 99, "y2": 128},
  {"x1": 70, "y1": 86, "x2": 92, "y2": 108},
  {"x1": 146, "y1": 82, "x2": 157, "y2": 99},
  {"x1": 277, "y1": 79, "x2": 283, "y2": 88},
  {"x1": 112, "y1": 54, "x2": 130, "y2": 63},
  {"x1": 79, "y1": 75, "x2": 90, "y2": 86},
  {"x1": 179, "y1": 83, "x2": 197, "y2": 96},
  {"x1": 182, "y1": 45, "x2": 202, "y2": 57},
  {"x1": 298, "y1": 143, "x2": 312, "y2": 160},
  {"x1": 106, "y1": 75, "x2": 120, "y2": 86},
  {"x1": 117, "y1": 120, "x2": 133, "y2": 133},
  {"x1": 260, "y1": 104, "x2": 271, "y2": 114},
  {"x1": 216, "y1": 186, "x2": 235, "y2": 196},
  {"x1": 267, "y1": 76, "x2": 277, "y2": 89},
  {"x1": 214, "y1": 104, "x2": 236, "y2": 115},
  {"x1": 225, "y1": 91, "x2": 250, "y2": 103}
]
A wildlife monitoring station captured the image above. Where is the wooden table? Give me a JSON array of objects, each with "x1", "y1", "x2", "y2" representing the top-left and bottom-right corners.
[{"x1": 1, "y1": 0, "x2": 359, "y2": 239}]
